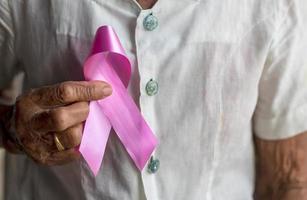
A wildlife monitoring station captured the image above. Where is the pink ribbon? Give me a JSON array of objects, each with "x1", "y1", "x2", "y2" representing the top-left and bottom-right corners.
[{"x1": 79, "y1": 26, "x2": 158, "y2": 176}]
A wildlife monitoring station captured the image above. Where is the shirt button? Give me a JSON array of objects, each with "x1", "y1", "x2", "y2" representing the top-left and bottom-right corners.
[
  {"x1": 143, "y1": 13, "x2": 158, "y2": 31},
  {"x1": 145, "y1": 79, "x2": 159, "y2": 96},
  {"x1": 147, "y1": 156, "x2": 160, "y2": 174}
]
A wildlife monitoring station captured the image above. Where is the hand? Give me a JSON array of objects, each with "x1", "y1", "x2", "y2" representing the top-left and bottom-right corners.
[{"x1": 14, "y1": 81, "x2": 112, "y2": 165}]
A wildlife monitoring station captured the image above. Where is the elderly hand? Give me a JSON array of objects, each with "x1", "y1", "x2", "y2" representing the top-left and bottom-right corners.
[{"x1": 14, "y1": 81, "x2": 112, "y2": 165}]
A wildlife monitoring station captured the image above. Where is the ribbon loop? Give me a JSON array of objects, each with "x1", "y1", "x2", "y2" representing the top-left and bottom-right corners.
[
  {"x1": 79, "y1": 26, "x2": 158, "y2": 176},
  {"x1": 90, "y1": 26, "x2": 130, "y2": 87}
]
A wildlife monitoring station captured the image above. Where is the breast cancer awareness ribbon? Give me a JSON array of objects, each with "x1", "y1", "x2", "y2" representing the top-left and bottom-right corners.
[{"x1": 79, "y1": 26, "x2": 158, "y2": 176}]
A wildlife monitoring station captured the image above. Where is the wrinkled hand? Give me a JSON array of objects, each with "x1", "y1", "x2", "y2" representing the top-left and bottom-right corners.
[{"x1": 14, "y1": 81, "x2": 112, "y2": 165}]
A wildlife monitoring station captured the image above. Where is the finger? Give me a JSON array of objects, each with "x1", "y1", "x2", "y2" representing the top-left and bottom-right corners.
[
  {"x1": 54, "y1": 124, "x2": 83, "y2": 150},
  {"x1": 21, "y1": 135, "x2": 80, "y2": 166},
  {"x1": 47, "y1": 149, "x2": 80, "y2": 166},
  {"x1": 35, "y1": 149, "x2": 80, "y2": 166},
  {"x1": 31, "y1": 81, "x2": 112, "y2": 107},
  {"x1": 30, "y1": 102, "x2": 89, "y2": 133}
]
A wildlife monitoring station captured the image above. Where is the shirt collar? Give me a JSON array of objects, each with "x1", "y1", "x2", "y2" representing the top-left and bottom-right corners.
[{"x1": 129, "y1": 0, "x2": 199, "y2": 11}]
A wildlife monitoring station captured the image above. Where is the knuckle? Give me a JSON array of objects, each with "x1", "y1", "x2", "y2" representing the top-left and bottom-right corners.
[
  {"x1": 26, "y1": 88, "x2": 37, "y2": 99},
  {"x1": 21, "y1": 89, "x2": 35, "y2": 101},
  {"x1": 50, "y1": 108, "x2": 68, "y2": 131},
  {"x1": 67, "y1": 127, "x2": 82, "y2": 147},
  {"x1": 38, "y1": 158, "x2": 48, "y2": 165},
  {"x1": 40, "y1": 153, "x2": 51, "y2": 165},
  {"x1": 56, "y1": 83, "x2": 74, "y2": 103},
  {"x1": 32, "y1": 152, "x2": 49, "y2": 165},
  {"x1": 80, "y1": 102, "x2": 90, "y2": 115}
]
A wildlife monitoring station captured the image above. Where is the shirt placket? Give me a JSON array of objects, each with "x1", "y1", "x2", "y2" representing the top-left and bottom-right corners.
[{"x1": 135, "y1": 8, "x2": 161, "y2": 200}]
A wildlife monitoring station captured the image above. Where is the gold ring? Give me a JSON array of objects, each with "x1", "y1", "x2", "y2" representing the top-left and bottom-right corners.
[{"x1": 54, "y1": 134, "x2": 65, "y2": 151}]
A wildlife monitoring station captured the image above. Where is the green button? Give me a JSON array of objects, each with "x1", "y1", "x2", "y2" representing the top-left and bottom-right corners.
[
  {"x1": 145, "y1": 79, "x2": 159, "y2": 96},
  {"x1": 143, "y1": 14, "x2": 158, "y2": 31},
  {"x1": 147, "y1": 156, "x2": 160, "y2": 174}
]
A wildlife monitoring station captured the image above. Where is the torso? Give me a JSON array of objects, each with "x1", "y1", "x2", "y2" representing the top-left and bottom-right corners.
[{"x1": 2, "y1": 0, "x2": 295, "y2": 199}]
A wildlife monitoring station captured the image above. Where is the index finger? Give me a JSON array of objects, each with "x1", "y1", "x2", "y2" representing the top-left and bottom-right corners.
[{"x1": 31, "y1": 81, "x2": 112, "y2": 107}]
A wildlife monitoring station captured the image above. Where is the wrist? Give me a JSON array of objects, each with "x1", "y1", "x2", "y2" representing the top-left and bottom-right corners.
[{"x1": 0, "y1": 105, "x2": 24, "y2": 154}]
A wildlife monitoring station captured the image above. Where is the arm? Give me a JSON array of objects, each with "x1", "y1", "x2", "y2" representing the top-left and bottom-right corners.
[
  {"x1": 0, "y1": 72, "x2": 25, "y2": 152},
  {"x1": 0, "y1": 104, "x2": 16, "y2": 152},
  {"x1": 254, "y1": 2, "x2": 307, "y2": 198},
  {"x1": 255, "y1": 131, "x2": 307, "y2": 200}
]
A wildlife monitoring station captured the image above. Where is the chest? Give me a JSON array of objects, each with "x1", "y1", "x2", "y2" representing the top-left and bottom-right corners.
[
  {"x1": 14, "y1": 0, "x2": 273, "y2": 104},
  {"x1": 137, "y1": 0, "x2": 158, "y2": 9}
]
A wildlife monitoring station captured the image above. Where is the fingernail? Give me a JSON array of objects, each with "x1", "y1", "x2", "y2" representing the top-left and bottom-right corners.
[{"x1": 102, "y1": 85, "x2": 112, "y2": 96}]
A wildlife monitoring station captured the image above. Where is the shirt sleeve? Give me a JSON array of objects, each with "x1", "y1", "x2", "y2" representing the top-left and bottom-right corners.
[
  {"x1": 0, "y1": 0, "x2": 18, "y2": 90},
  {"x1": 253, "y1": 0, "x2": 307, "y2": 140}
]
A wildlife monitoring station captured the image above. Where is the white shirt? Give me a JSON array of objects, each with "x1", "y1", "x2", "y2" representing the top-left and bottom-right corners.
[{"x1": 1, "y1": 0, "x2": 307, "y2": 199}]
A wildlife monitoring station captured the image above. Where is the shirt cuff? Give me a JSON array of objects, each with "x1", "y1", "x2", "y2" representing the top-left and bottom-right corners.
[{"x1": 254, "y1": 104, "x2": 307, "y2": 140}]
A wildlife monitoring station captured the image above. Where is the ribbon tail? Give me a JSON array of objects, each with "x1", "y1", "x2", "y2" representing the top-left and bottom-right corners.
[
  {"x1": 79, "y1": 101, "x2": 111, "y2": 176},
  {"x1": 97, "y1": 54, "x2": 158, "y2": 170}
]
